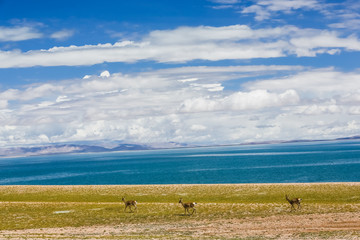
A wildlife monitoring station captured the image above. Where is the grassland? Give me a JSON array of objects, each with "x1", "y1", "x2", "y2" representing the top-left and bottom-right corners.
[{"x1": 0, "y1": 183, "x2": 360, "y2": 239}]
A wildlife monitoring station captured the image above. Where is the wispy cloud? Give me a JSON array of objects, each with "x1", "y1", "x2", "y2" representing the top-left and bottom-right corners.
[
  {"x1": 50, "y1": 29, "x2": 75, "y2": 40},
  {"x1": 209, "y1": 0, "x2": 241, "y2": 9},
  {"x1": 209, "y1": 0, "x2": 240, "y2": 3},
  {"x1": 241, "y1": 0, "x2": 321, "y2": 21},
  {"x1": 0, "y1": 26, "x2": 43, "y2": 42},
  {"x1": 0, "y1": 25, "x2": 359, "y2": 68},
  {"x1": 327, "y1": 1, "x2": 360, "y2": 30}
]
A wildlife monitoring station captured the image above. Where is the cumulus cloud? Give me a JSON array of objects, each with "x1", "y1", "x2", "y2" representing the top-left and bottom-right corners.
[
  {"x1": 245, "y1": 68, "x2": 360, "y2": 98},
  {"x1": 100, "y1": 70, "x2": 111, "y2": 78},
  {"x1": 0, "y1": 25, "x2": 359, "y2": 68},
  {"x1": 180, "y1": 89, "x2": 299, "y2": 113},
  {"x1": 1, "y1": 65, "x2": 360, "y2": 146}
]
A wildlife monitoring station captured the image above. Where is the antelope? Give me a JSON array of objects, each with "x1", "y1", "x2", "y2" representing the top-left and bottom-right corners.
[
  {"x1": 286, "y1": 194, "x2": 302, "y2": 211},
  {"x1": 122, "y1": 197, "x2": 137, "y2": 212},
  {"x1": 179, "y1": 198, "x2": 197, "y2": 215}
]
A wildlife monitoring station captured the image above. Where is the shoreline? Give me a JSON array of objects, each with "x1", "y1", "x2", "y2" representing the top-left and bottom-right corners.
[{"x1": 1, "y1": 181, "x2": 360, "y2": 187}]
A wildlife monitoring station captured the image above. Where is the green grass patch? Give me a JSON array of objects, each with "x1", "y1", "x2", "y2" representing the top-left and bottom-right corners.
[{"x1": 0, "y1": 183, "x2": 359, "y2": 231}]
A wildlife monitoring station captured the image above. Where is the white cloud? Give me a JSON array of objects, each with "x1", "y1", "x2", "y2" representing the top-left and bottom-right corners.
[
  {"x1": 258, "y1": 0, "x2": 320, "y2": 12},
  {"x1": 20, "y1": 84, "x2": 63, "y2": 101},
  {"x1": 210, "y1": 0, "x2": 240, "y2": 3},
  {"x1": 296, "y1": 104, "x2": 342, "y2": 115},
  {"x1": 289, "y1": 31, "x2": 360, "y2": 56},
  {"x1": 56, "y1": 95, "x2": 70, "y2": 103},
  {"x1": 245, "y1": 68, "x2": 360, "y2": 98},
  {"x1": 191, "y1": 124, "x2": 207, "y2": 131},
  {"x1": 0, "y1": 100, "x2": 8, "y2": 109},
  {"x1": 154, "y1": 64, "x2": 304, "y2": 75},
  {"x1": 327, "y1": 1, "x2": 360, "y2": 30},
  {"x1": 100, "y1": 70, "x2": 111, "y2": 78},
  {"x1": 242, "y1": 0, "x2": 321, "y2": 21},
  {"x1": 1, "y1": 65, "x2": 360, "y2": 146},
  {"x1": 178, "y1": 78, "x2": 199, "y2": 83},
  {"x1": 349, "y1": 106, "x2": 360, "y2": 115},
  {"x1": 0, "y1": 25, "x2": 359, "y2": 68},
  {"x1": 242, "y1": 5, "x2": 272, "y2": 21},
  {"x1": 50, "y1": 29, "x2": 75, "y2": 40},
  {"x1": 179, "y1": 89, "x2": 299, "y2": 112},
  {"x1": 0, "y1": 26, "x2": 43, "y2": 42},
  {"x1": 190, "y1": 83, "x2": 224, "y2": 92},
  {"x1": 340, "y1": 91, "x2": 360, "y2": 104},
  {"x1": 329, "y1": 18, "x2": 360, "y2": 30},
  {"x1": 239, "y1": 0, "x2": 360, "y2": 35},
  {"x1": 209, "y1": 0, "x2": 241, "y2": 10}
]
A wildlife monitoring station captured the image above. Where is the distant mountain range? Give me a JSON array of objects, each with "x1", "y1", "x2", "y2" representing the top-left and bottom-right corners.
[
  {"x1": 0, "y1": 136, "x2": 359, "y2": 158},
  {"x1": 0, "y1": 142, "x2": 190, "y2": 158}
]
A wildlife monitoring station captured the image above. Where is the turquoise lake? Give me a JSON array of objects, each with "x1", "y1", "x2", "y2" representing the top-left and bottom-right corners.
[{"x1": 0, "y1": 140, "x2": 360, "y2": 185}]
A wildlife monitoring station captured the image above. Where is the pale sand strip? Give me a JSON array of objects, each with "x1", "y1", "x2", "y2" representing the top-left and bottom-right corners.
[{"x1": 1, "y1": 212, "x2": 360, "y2": 239}]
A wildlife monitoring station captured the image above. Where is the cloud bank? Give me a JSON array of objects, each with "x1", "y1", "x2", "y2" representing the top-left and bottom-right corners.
[
  {"x1": 0, "y1": 25, "x2": 359, "y2": 68},
  {"x1": 1, "y1": 65, "x2": 360, "y2": 147}
]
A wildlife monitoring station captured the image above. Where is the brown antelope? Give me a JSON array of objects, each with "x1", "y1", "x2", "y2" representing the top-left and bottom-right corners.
[
  {"x1": 179, "y1": 198, "x2": 197, "y2": 215},
  {"x1": 122, "y1": 197, "x2": 137, "y2": 212},
  {"x1": 286, "y1": 194, "x2": 302, "y2": 211}
]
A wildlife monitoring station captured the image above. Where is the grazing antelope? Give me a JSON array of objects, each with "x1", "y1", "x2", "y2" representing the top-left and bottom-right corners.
[
  {"x1": 179, "y1": 198, "x2": 197, "y2": 215},
  {"x1": 122, "y1": 197, "x2": 137, "y2": 212},
  {"x1": 286, "y1": 194, "x2": 302, "y2": 211}
]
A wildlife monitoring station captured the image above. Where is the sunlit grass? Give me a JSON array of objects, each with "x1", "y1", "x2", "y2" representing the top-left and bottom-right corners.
[{"x1": 0, "y1": 183, "x2": 359, "y2": 231}]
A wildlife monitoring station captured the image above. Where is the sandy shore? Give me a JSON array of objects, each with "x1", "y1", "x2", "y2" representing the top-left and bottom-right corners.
[{"x1": 1, "y1": 212, "x2": 360, "y2": 239}]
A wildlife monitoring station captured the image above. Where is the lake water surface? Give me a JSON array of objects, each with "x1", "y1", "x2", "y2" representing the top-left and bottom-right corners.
[{"x1": 1, "y1": 140, "x2": 360, "y2": 185}]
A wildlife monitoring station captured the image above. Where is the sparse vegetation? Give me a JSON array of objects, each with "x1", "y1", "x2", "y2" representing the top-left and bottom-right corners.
[{"x1": 0, "y1": 183, "x2": 360, "y2": 239}]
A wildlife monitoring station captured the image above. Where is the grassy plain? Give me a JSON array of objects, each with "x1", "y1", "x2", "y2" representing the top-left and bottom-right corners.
[{"x1": 0, "y1": 183, "x2": 360, "y2": 239}]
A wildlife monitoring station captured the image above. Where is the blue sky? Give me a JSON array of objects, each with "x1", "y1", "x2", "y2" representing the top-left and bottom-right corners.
[{"x1": 0, "y1": 0, "x2": 360, "y2": 147}]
